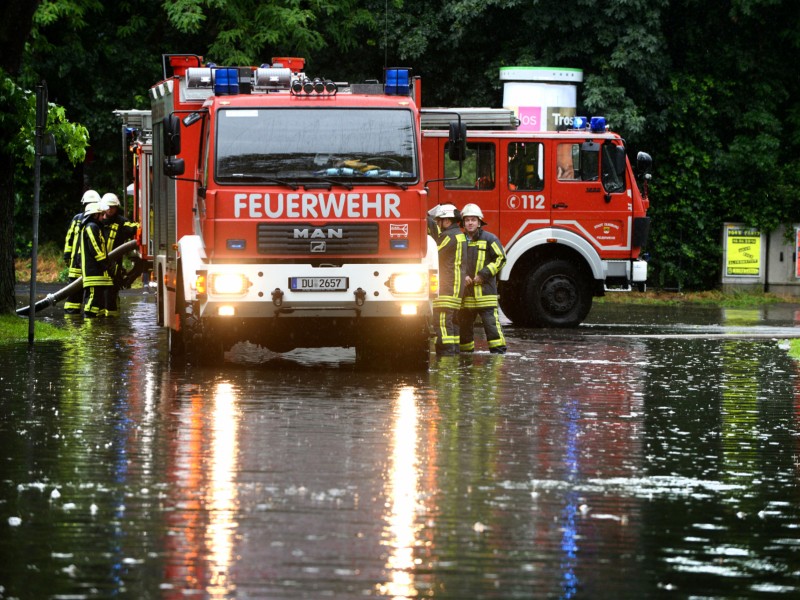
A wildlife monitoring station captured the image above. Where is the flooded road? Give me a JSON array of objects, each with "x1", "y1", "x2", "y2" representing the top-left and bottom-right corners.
[{"x1": 2, "y1": 293, "x2": 800, "y2": 598}]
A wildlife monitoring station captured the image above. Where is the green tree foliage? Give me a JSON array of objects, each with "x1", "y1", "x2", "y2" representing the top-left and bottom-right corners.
[
  {"x1": 9, "y1": 83, "x2": 89, "y2": 169},
  {"x1": 164, "y1": 0, "x2": 381, "y2": 67},
  {"x1": 10, "y1": 0, "x2": 800, "y2": 293},
  {"x1": 16, "y1": 0, "x2": 379, "y2": 254},
  {"x1": 6, "y1": 75, "x2": 90, "y2": 254},
  {"x1": 0, "y1": 0, "x2": 41, "y2": 313},
  {"x1": 18, "y1": 0, "x2": 191, "y2": 251},
  {"x1": 646, "y1": 0, "x2": 800, "y2": 288}
]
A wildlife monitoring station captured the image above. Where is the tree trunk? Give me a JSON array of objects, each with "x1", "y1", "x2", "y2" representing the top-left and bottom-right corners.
[
  {"x1": 0, "y1": 0, "x2": 41, "y2": 313},
  {"x1": 0, "y1": 145, "x2": 17, "y2": 313}
]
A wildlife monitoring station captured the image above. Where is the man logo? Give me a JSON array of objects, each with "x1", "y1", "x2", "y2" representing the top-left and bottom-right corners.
[
  {"x1": 294, "y1": 228, "x2": 343, "y2": 239},
  {"x1": 311, "y1": 241, "x2": 326, "y2": 253}
]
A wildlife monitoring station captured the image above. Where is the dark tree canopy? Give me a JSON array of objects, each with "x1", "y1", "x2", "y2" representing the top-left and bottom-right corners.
[
  {"x1": 0, "y1": 0, "x2": 40, "y2": 313},
  {"x1": 3, "y1": 0, "x2": 800, "y2": 309}
]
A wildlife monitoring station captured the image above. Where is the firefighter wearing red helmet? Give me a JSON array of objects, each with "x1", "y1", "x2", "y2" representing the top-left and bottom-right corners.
[
  {"x1": 432, "y1": 203, "x2": 467, "y2": 355},
  {"x1": 459, "y1": 203, "x2": 507, "y2": 354}
]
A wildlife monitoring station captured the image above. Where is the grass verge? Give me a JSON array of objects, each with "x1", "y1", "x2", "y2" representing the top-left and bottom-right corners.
[
  {"x1": 16, "y1": 241, "x2": 143, "y2": 288},
  {"x1": 0, "y1": 314, "x2": 71, "y2": 344},
  {"x1": 598, "y1": 289, "x2": 798, "y2": 307},
  {"x1": 15, "y1": 241, "x2": 68, "y2": 284}
]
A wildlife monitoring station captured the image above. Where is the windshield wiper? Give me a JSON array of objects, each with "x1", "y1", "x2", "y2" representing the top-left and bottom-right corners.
[
  {"x1": 301, "y1": 176, "x2": 354, "y2": 190},
  {"x1": 351, "y1": 174, "x2": 410, "y2": 190},
  {"x1": 222, "y1": 173, "x2": 300, "y2": 190}
]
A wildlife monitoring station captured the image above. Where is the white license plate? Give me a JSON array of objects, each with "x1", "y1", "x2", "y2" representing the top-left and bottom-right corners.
[{"x1": 289, "y1": 277, "x2": 349, "y2": 291}]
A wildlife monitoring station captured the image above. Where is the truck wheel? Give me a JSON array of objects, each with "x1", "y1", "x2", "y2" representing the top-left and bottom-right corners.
[
  {"x1": 169, "y1": 268, "x2": 188, "y2": 360},
  {"x1": 499, "y1": 281, "x2": 531, "y2": 326},
  {"x1": 193, "y1": 338, "x2": 225, "y2": 367},
  {"x1": 182, "y1": 318, "x2": 224, "y2": 367},
  {"x1": 156, "y1": 266, "x2": 164, "y2": 326},
  {"x1": 523, "y1": 260, "x2": 592, "y2": 328},
  {"x1": 168, "y1": 327, "x2": 185, "y2": 357},
  {"x1": 356, "y1": 332, "x2": 430, "y2": 370},
  {"x1": 398, "y1": 333, "x2": 431, "y2": 370}
]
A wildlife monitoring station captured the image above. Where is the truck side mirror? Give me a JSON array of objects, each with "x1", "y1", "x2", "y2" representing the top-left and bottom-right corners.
[
  {"x1": 163, "y1": 114, "x2": 181, "y2": 156},
  {"x1": 637, "y1": 151, "x2": 652, "y2": 175},
  {"x1": 164, "y1": 156, "x2": 185, "y2": 177},
  {"x1": 448, "y1": 120, "x2": 467, "y2": 162},
  {"x1": 612, "y1": 144, "x2": 626, "y2": 178},
  {"x1": 163, "y1": 114, "x2": 185, "y2": 176}
]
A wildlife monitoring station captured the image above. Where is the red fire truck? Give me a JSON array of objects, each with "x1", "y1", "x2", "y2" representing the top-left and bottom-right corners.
[
  {"x1": 422, "y1": 109, "x2": 652, "y2": 327},
  {"x1": 144, "y1": 55, "x2": 450, "y2": 366}
]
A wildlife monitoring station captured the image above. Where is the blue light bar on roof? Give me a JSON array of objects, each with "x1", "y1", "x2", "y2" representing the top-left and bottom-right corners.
[
  {"x1": 590, "y1": 116, "x2": 607, "y2": 133},
  {"x1": 385, "y1": 68, "x2": 410, "y2": 95},
  {"x1": 214, "y1": 68, "x2": 239, "y2": 95},
  {"x1": 572, "y1": 116, "x2": 589, "y2": 129}
]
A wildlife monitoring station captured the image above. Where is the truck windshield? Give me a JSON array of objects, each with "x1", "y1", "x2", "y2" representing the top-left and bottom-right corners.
[{"x1": 215, "y1": 108, "x2": 418, "y2": 183}]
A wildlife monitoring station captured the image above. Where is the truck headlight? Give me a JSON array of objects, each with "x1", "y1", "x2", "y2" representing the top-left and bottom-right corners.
[
  {"x1": 388, "y1": 272, "x2": 426, "y2": 295},
  {"x1": 210, "y1": 273, "x2": 250, "y2": 295}
]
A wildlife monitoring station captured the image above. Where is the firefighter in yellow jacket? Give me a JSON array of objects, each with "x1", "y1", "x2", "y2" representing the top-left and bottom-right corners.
[
  {"x1": 62, "y1": 189, "x2": 101, "y2": 314},
  {"x1": 459, "y1": 203, "x2": 507, "y2": 354},
  {"x1": 432, "y1": 204, "x2": 467, "y2": 355},
  {"x1": 100, "y1": 193, "x2": 140, "y2": 317},
  {"x1": 80, "y1": 201, "x2": 112, "y2": 318}
]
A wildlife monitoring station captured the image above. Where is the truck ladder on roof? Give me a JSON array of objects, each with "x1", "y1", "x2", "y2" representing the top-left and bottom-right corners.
[{"x1": 421, "y1": 107, "x2": 519, "y2": 130}]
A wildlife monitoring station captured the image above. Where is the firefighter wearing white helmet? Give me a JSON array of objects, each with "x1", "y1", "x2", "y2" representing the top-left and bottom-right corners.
[
  {"x1": 432, "y1": 203, "x2": 467, "y2": 355},
  {"x1": 459, "y1": 203, "x2": 507, "y2": 354},
  {"x1": 81, "y1": 189, "x2": 102, "y2": 204},
  {"x1": 100, "y1": 192, "x2": 140, "y2": 317},
  {"x1": 62, "y1": 190, "x2": 102, "y2": 314},
  {"x1": 460, "y1": 203, "x2": 486, "y2": 225},
  {"x1": 426, "y1": 205, "x2": 441, "y2": 238},
  {"x1": 80, "y1": 201, "x2": 113, "y2": 318},
  {"x1": 101, "y1": 192, "x2": 120, "y2": 207}
]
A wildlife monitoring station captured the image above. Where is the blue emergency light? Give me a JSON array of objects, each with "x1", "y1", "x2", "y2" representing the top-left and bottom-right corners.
[
  {"x1": 572, "y1": 116, "x2": 589, "y2": 129},
  {"x1": 214, "y1": 68, "x2": 239, "y2": 95},
  {"x1": 385, "y1": 68, "x2": 410, "y2": 95},
  {"x1": 590, "y1": 116, "x2": 607, "y2": 133}
]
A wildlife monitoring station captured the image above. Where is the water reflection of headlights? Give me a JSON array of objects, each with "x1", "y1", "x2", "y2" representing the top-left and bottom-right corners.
[
  {"x1": 379, "y1": 386, "x2": 420, "y2": 598},
  {"x1": 206, "y1": 382, "x2": 240, "y2": 595}
]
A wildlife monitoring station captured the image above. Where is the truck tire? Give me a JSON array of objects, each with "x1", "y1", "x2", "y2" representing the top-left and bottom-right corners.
[
  {"x1": 169, "y1": 267, "x2": 188, "y2": 361},
  {"x1": 193, "y1": 337, "x2": 225, "y2": 367},
  {"x1": 168, "y1": 326, "x2": 185, "y2": 357},
  {"x1": 498, "y1": 281, "x2": 531, "y2": 326},
  {"x1": 356, "y1": 331, "x2": 430, "y2": 370},
  {"x1": 400, "y1": 332, "x2": 431, "y2": 370},
  {"x1": 156, "y1": 266, "x2": 164, "y2": 326},
  {"x1": 523, "y1": 260, "x2": 592, "y2": 328}
]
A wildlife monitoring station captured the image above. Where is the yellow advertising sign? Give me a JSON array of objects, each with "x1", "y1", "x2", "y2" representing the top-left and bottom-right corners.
[{"x1": 725, "y1": 225, "x2": 761, "y2": 277}]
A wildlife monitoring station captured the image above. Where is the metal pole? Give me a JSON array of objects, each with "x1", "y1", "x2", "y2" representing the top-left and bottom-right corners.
[
  {"x1": 121, "y1": 124, "x2": 128, "y2": 216},
  {"x1": 28, "y1": 81, "x2": 47, "y2": 344}
]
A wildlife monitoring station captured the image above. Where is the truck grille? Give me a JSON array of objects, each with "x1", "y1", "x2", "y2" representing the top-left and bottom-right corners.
[{"x1": 257, "y1": 223, "x2": 379, "y2": 255}]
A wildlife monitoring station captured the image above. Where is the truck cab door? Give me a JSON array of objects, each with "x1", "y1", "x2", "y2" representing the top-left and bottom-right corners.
[
  {"x1": 550, "y1": 139, "x2": 632, "y2": 258},
  {"x1": 500, "y1": 140, "x2": 549, "y2": 246},
  {"x1": 431, "y1": 138, "x2": 500, "y2": 227}
]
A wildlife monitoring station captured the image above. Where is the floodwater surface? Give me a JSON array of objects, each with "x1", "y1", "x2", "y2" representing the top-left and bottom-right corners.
[{"x1": 2, "y1": 293, "x2": 800, "y2": 598}]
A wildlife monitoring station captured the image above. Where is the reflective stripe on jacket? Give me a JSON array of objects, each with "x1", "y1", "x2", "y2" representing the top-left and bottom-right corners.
[
  {"x1": 462, "y1": 228, "x2": 506, "y2": 309},
  {"x1": 103, "y1": 213, "x2": 140, "y2": 254},
  {"x1": 81, "y1": 221, "x2": 113, "y2": 286},
  {"x1": 63, "y1": 213, "x2": 83, "y2": 278},
  {"x1": 433, "y1": 223, "x2": 467, "y2": 309}
]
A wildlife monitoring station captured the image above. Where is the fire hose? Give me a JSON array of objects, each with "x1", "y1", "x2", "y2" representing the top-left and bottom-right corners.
[{"x1": 16, "y1": 239, "x2": 141, "y2": 316}]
